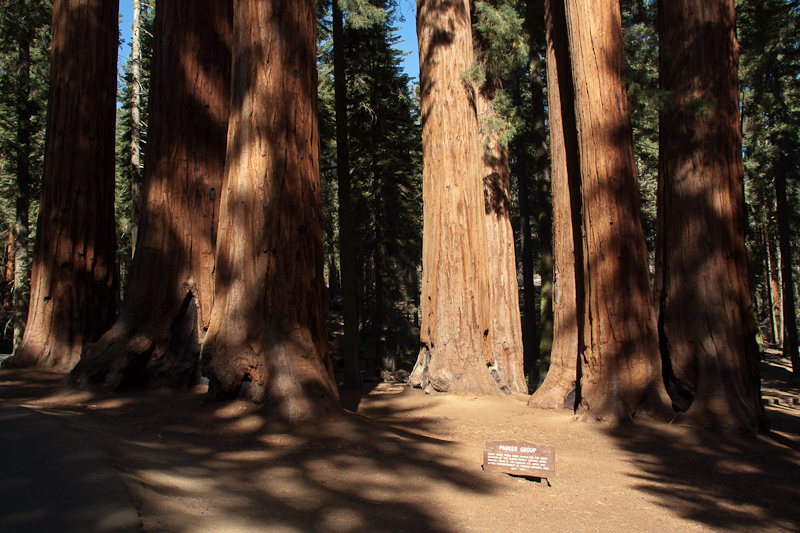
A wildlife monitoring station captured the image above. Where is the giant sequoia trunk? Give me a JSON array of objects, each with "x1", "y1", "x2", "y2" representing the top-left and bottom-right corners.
[
  {"x1": 564, "y1": 0, "x2": 671, "y2": 422},
  {"x1": 71, "y1": 0, "x2": 233, "y2": 389},
  {"x1": 529, "y1": 0, "x2": 580, "y2": 409},
  {"x1": 479, "y1": 89, "x2": 527, "y2": 394},
  {"x1": 5, "y1": 0, "x2": 118, "y2": 371},
  {"x1": 408, "y1": 0, "x2": 499, "y2": 394},
  {"x1": 200, "y1": 0, "x2": 339, "y2": 422},
  {"x1": 657, "y1": 0, "x2": 769, "y2": 432}
]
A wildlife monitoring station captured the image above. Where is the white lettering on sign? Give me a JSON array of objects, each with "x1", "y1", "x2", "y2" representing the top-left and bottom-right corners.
[{"x1": 483, "y1": 440, "x2": 555, "y2": 478}]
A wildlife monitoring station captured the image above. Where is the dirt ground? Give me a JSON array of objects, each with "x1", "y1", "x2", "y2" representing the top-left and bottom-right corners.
[{"x1": 1, "y1": 352, "x2": 799, "y2": 533}]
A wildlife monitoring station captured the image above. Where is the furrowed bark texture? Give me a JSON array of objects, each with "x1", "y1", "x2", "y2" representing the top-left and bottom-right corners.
[
  {"x1": 6, "y1": 0, "x2": 118, "y2": 371},
  {"x1": 529, "y1": 0, "x2": 580, "y2": 410},
  {"x1": 564, "y1": 0, "x2": 671, "y2": 421},
  {"x1": 201, "y1": 0, "x2": 339, "y2": 422},
  {"x1": 408, "y1": 0, "x2": 499, "y2": 394},
  {"x1": 71, "y1": 0, "x2": 233, "y2": 389},
  {"x1": 657, "y1": 0, "x2": 768, "y2": 433},
  {"x1": 479, "y1": 89, "x2": 527, "y2": 394}
]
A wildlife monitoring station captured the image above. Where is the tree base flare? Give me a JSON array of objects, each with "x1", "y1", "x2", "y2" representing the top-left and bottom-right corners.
[{"x1": 70, "y1": 293, "x2": 205, "y2": 391}]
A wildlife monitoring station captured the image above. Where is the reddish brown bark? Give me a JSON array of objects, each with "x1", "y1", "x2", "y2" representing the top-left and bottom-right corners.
[
  {"x1": 408, "y1": 0, "x2": 498, "y2": 395},
  {"x1": 766, "y1": 232, "x2": 782, "y2": 345},
  {"x1": 529, "y1": 0, "x2": 580, "y2": 410},
  {"x1": 657, "y1": 0, "x2": 768, "y2": 432},
  {"x1": 479, "y1": 90, "x2": 527, "y2": 394},
  {"x1": 5, "y1": 0, "x2": 118, "y2": 371},
  {"x1": 564, "y1": 0, "x2": 671, "y2": 422},
  {"x1": 71, "y1": 0, "x2": 233, "y2": 389},
  {"x1": 200, "y1": 0, "x2": 338, "y2": 422}
]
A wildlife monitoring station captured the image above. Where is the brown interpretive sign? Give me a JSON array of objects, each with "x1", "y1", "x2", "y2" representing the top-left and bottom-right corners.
[{"x1": 483, "y1": 440, "x2": 555, "y2": 479}]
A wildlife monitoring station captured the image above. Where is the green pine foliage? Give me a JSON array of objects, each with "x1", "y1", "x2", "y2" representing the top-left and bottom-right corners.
[
  {"x1": 472, "y1": 0, "x2": 528, "y2": 148},
  {"x1": 0, "y1": 0, "x2": 51, "y2": 340},
  {"x1": 319, "y1": 0, "x2": 423, "y2": 370},
  {"x1": 346, "y1": 2, "x2": 422, "y2": 365},
  {"x1": 620, "y1": 0, "x2": 661, "y2": 255}
]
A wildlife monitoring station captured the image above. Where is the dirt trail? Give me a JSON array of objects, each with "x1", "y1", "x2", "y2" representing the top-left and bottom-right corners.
[{"x1": 1, "y1": 355, "x2": 798, "y2": 532}]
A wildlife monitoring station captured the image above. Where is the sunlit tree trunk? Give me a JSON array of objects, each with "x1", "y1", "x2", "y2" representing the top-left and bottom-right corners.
[
  {"x1": 479, "y1": 88, "x2": 527, "y2": 394},
  {"x1": 201, "y1": 0, "x2": 339, "y2": 422},
  {"x1": 129, "y1": 0, "x2": 143, "y2": 256},
  {"x1": 71, "y1": 0, "x2": 233, "y2": 389},
  {"x1": 529, "y1": 0, "x2": 580, "y2": 409},
  {"x1": 656, "y1": 0, "x2": 768, "y2": 432},
  {"x1": 6, "y1": 0, "x2": 119, "y2": 371},
  {"x1": 408, "y1": 0, "x2": 499, "y2": 394},
  {"x1": 565, "y1": 0, "x2": 671, "y2": 422}
]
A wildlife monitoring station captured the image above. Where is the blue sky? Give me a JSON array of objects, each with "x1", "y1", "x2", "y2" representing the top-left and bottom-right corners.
[{"x1": 117, "y1": 2, "x2": 419, "y2": 80}]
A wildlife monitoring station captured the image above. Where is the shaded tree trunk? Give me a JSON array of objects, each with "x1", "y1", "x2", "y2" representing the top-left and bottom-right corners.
[
  {"x1": 656, "y1": 0, "x2": 768, "y2": 432},
  {"x1": 5, "y1": 0, "x2": 119, "y2": 371},
  {"x1": 565, "y1": 0, "x2": 671, "y2": 421},
  {"x1": 511, "y1": 70, "x2": 539, "y2": 387},
  {"x1": 528, "y1": 0, "x2": 581, "y2": 410},
  {"x1": 530, "y1": 53, "x2": 552, "y2": 383},
  {"x1": 776, "y1": 158, "x2": 799, "y2": 375},
  {"x1": 522, "y1": 0, "x2": 551, "y2": 385},
  {"x1": 333, "y1": 0, "x2": 362, "y2": 390},
  {"x1": 479, "y1": 88, "x2": 527, "y2": 394},
  {"x1": 71, "y1": 0, "x2": 233, "y2": 389},
  {"x1": 201, "y1": 0, "x2": 339, "y2": 422},
  {"x1": 408, "y1": 0, "x2": 498, "y2": 394},
  {"x1": 766, "y1": 230, "x2": 782, "y2": 345}
]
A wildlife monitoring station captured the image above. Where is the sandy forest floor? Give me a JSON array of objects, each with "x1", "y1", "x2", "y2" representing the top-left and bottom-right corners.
[{"x1": 1, "y1": 351, "x2": 799, "y2": 533}]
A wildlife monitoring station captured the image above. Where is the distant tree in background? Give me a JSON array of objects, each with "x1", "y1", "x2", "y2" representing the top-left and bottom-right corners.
[
  {"x1": 345, "y1": 1, "x2": 422, "y2": 378},
  {"x1": 115, "y1": 0, "x2": 155, "y2": 288},
  {"x1": 739, "y1": 0, "x2": 800, "y2": 377},
  {"x1": 318, "y1": 0, "x2": 422, "y2": 382},
  {"x1": 0, "y1": 0, "x2": 51, "y2": 351}
]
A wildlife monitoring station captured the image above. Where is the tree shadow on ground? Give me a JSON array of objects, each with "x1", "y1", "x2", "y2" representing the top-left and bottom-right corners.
[
  {"x1": 0, "y1": 369, "x2": 497, "y2": 533},
  {"x1": 603, "y1": 355, "x2": 800, "y2": 532}
]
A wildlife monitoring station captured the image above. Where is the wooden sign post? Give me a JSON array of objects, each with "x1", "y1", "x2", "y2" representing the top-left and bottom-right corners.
[{"x1": 483, "y1": 440, "x2": 555, "y2": 484}]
